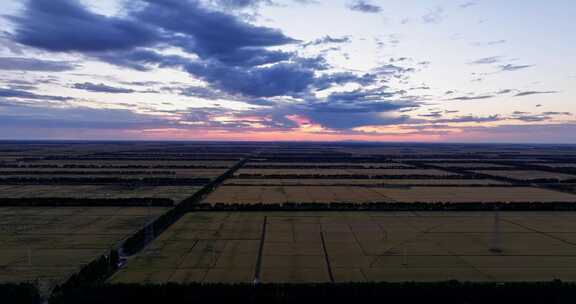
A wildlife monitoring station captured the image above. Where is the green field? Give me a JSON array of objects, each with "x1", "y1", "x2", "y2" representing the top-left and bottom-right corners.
[
  {"x1": 111, "y1": 211, "x2": 576, "y2": 284},
  {"x1": 0, "y1": 207, "x2": 167, "y2": 284}
]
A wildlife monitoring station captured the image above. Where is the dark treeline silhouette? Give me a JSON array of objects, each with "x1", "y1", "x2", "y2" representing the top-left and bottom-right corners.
[
  {"x1": 0, "y1": 283, "x2": 40, "y2": 304},
  {"x1": 121, "y1": 158, "x2": 248, "y2": 255},
  {"x1": 0, "y1": 170, "x2": 176, "y2": 175},
  {"x1": 235, "y1": 174, "x2": 470, "y2": 179},
  {"x1": 0, "y1": 177, "x2": 211, "y2": 185},
  {"x1": 49, "y1": 281, "x2": 576, "y2": 304}
]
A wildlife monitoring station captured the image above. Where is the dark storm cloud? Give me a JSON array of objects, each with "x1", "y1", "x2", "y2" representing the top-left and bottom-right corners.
[
  {"x1": 134, "y1": 0, "x2": 297, "y2": 66},
  {"x1": 514, "y1": 91, "x2": 558, "y2": 97},
  {"x1": 6, "y1": 0, "x2": 415, "y2": 132},
  {"x1": 313, "y1": 72, "x2": 376, "y2": 90},
  {"x1": 0, "y1": 57, "x2": 77, "y2": 71},
  {"x1": 10, "y1": 0, "x2": 159, "y2": 52},
  {"x1": 348, "y1": 0, "x2": 382, "y2": 13},
  {"x1": 72, "y1": 82, "x2": 135, "y2": 94},
  {"x1": 0, "y1": 88, "x2": 71, "y2": 101}
]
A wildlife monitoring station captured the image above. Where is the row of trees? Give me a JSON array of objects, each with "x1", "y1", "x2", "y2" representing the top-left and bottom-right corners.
[
  {"x1": 0, "y1": 170, "x2": 175, "y2": 175},
  {"x1": 235, "y1": 174, "x2": 470, "y2": 179},
  {"x1": 0, "y1": 177, "x2": 211, "y2": 185},
  {"x1": 121, "y1": 158, "x2": 248, "y2": 255},
  {"x1": 0, "y1": 283, "x2": 40, "y2": 304}
]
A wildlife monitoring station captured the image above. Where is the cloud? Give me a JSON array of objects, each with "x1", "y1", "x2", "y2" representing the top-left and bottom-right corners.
[
  {"x1": 449, "y1": 95, "x2": 494, "y2": 101},
  {"x1": 0, "y1": 57, "x2": 77, "y2": 71},
  {"x1": 10, "y1": 0, "x2": 159, "y2": 52},
  {"x1": 422, "y1": 6, "x2": 444, "y2": 23},
  {"x1": 499, "y1": 64, "x2": 533, "y2": 72},
  {"x1": 348, "y1": 0, "x2": 382, "y2": 13},
  {"x1": 432, "y1": 115, "x2": 502, "y2": 123},
  {"x1": 0, "y1": 104, "x2": 171, "y2": 129},
  {"x1": 469, "y1": 56, "x2": 501, "y2": 65},
  {"x1": 514, "y1": 91, "x2": 558, "y2": 97},
  {"x1": 72, "y1": 82, "x2": 135, "y2": 94},
  {"x1": 134, "y1": 0, "x2": 297, "y2": 67},
  {"x1": 0, "y1": 88, "x2": 71, "y2": 101},
  {"x1": 460, "y1": 2, "x2": 476, "y2": 8},
  {"x1": 303, "y1": 35, "x2": 351, "y2": 47}
]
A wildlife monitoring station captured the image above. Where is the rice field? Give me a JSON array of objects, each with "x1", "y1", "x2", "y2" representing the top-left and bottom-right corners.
[
  {"x1": 110, "y1": 211, "x2": 576, "y2": 283},
  {"x1": 235, "y1": 168, "x2": 458, "y2": 177},
  {"x1": 0, "y1": 185, "x2": 202, "y2": 202},
  {"x1": 224, "y1": 179, "x2": 509, "y2": 186},
  {"x1": 203, "y1": 186, "x2": 576, "y2": 204},
  {"x1": 475, "y1": 170, "x2": 576, "y2": 181},
  {"x1": 0, "y1": 207, "x2": 168, "y2": 284}
]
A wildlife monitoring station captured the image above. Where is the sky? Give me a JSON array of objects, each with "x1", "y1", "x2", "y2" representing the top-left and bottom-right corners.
[{"x1": 0, "y1": 0, "x2": 574, "y2": 142}]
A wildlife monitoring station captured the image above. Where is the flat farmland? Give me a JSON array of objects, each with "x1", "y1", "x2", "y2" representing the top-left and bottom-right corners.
[
  {"x1": 538, "y1": 163, "x2": 576, "y2": 169},
  {"x1": 244, "y1": 162, "x2": 415, "y2": 168},
  {"x1": 16, "y1": 160, "x2": 236, "y2": 168},
  {"x1": 204, "y1": 186, "x2": 576, "y2": 204},
  {"x1": 111, "y1": 211, "x2": 576, "y2": 283},
  {"x1": 0, "y1": 168, "x2": 227, "y2": 179},
  {"x1": 475, "y1": 170, "x2": 576, "y2": 181},
  {"x1": 225, "y1": 179, "x2": 509, "y2": 186},
  {"x1": 427, "y1": 163, "x2": 514, "y2": 168},
  {"x1": 235, "y1": 168, "x2": 458, "y2": 177},
  {"x1": 0, "y1": 207, "x2": 168, "y2": 284},
  {"x1": 0, "y1": 185, "x2": 202, "y2": 202}
]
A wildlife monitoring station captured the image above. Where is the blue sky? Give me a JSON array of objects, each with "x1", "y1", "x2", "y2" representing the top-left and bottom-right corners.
[{"x1": 0, "y1": 0, "x2": 574, "y2": 142}]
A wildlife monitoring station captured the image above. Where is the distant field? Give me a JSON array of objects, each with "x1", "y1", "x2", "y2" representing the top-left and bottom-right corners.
[
  {"x1": 537, "y1": 163, "x2": 576, "y2": 169},
  {"x1": 111, "y1": 211, "x2": 576, "y2": 283},
  {"x1": 224, "y1": 179, "x2": 509, "y2": 186},
  {"x1": 15, "y1": 160, "x2": 236, "y2": 168},
  {"x1": 427, "y1": 163, "x2": 514, "y2": 168},
  {"x1": 0, "y1": 207, "x2": 167, "y2": 284},
  {"x1": 475, "y1": 170, "x2": 576, "y2": 181},
  {"x1": 203, "y1": 186, "x2": 576, "y2": 204},
  {"x1": 0, "y1": 168, "x2": 227, "y2": 179},
  {"x1": 235, "y1": 168, "x2": 458, "y2": 177},
  {"x1": 0, "y1": 185, "x2": 202, "y2": 202},
  {"x1": 244, "y1": 162, "x2": 415, "y2": 168}
]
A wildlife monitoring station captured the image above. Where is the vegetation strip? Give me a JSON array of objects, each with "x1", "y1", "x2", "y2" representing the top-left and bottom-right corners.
[
  {"x1": 253, "y1": 216, "x2": 268, "y2": 284},
  {"x1": 319, "y1": 231, "x2": 335, "y2": 283},
  {"x1": 49, "y1": 281, "x2": 576, "y2": 304}
]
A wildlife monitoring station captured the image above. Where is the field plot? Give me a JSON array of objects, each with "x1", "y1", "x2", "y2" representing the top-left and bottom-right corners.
[
  {"x1": 536, "y1": 163, "x2": 576, "y2": 169},
  {"x1": 224, "y1": 179, "x2": 509, "y2": 186},
  {"x1": 235, "y1": 168, "x2": 458, "y2": 177},
  {"x1": 244, "y1": 162, "x2": 415, "y2": 168},
  {"x1": 475, "y1": 170, "x2": 576, "y2": 181},
  {"x1": 0, "y1": 168, "x2": 227, "y2": 179},
  {"x1": 111, "y1": 211, "x2": 576, "y2": 283},
  {"x1": 17, "y1": 160, "x2": 236, "y2": 168},
  {"x1": 0, "y1": 185, "x2": 202, "y2": 203},
  {"x1": 0, "y1": 207, "x2": 167, "y2": 283},
  {"x1": 204, "y1": 186, "x2": 576, "y2": 204},
  {"x1": 428, "y1": 163, "x2": 514, "y2": 168}
]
